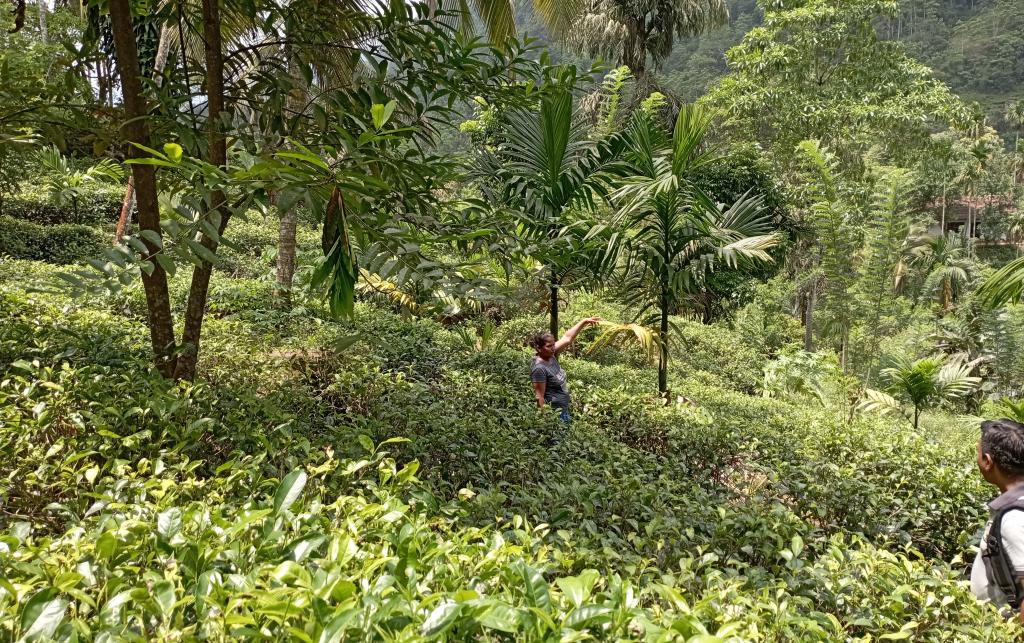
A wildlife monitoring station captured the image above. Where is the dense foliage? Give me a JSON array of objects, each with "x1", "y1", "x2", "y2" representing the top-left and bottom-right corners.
[
  {"x1": 2, "y1": 0, "x2": 1024, "y2": 639},
  {"x1": 0, "y1": 257, "x2": 1018, "y2": 640}
]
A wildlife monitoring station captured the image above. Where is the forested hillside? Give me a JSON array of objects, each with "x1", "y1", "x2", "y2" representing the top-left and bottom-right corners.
[
  {"x1": 2, "y1": 0, "x2": 1024, "y2": 640},
  {"x1": 516, "y1": 0, "x2": 1024, "y2": 134}
]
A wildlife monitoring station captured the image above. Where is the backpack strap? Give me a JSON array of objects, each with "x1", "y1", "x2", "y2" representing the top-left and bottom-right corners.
[{"x1": 983, "y1": 500, "x2": 1024, "y2": 610}]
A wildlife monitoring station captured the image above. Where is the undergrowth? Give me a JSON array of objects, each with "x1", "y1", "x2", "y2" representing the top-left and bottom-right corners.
[{"x1": 0, "y1": 258, "x2": 1017, "y2": 641}]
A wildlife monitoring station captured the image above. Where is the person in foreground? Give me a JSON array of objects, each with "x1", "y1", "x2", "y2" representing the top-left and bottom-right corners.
[
  {"x1": 530, "y1": 317, "x2": 601, "y2": 423},
  {"x1": 973, "y1": 418, "x2": 1024, "y2": 621}
]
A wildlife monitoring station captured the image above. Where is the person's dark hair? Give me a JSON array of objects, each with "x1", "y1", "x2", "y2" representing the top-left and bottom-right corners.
[
  {"x1": 981, "y1": 419, "x2": 1024, "y2": 477},
  {"x1": 530, "y1": 332, "x2": 556, "y2": 351}
]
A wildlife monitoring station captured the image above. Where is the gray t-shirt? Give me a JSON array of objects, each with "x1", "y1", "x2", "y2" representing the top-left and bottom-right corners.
[
  {"x1": 531, "y1": 356, "x2": 570, "y2": 410},
  {"x1": 971, "y1": 488, "x2": 1024, "y2": 608}
]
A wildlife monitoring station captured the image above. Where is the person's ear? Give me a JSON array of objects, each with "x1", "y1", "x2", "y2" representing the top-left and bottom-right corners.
[{"x1": 979, "y1": 451, "x2": 995, "y2": 472}]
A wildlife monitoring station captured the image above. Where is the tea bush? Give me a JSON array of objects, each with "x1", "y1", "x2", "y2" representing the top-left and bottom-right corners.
[
  {"x1": 0, "y1": 216, "x2": 108, "y2": 264},
  {"x1": 0, "y1": 259, "x2": 1020, "y2": 640},
  {"x1": 2, "y1": 185, "x2": 122, "y2": 226}
]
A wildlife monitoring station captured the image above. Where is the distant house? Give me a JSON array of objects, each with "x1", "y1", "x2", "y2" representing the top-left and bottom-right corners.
[{"x1": 928, "y1": 195, "x2": 1017, "y2": 239}]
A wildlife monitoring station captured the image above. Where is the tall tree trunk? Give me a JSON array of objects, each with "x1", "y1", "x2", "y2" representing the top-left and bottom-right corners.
[
  {"x1": 115, "y1": 25, "x2": 172, "y2": 243},
  {"x1": 276, "y1": 206, "x2": 298, "y2": 305},
  {"x1": 840, "y1": 330, "x2": 848, "y2": 371},
  {"x1": 36, "y1": 0, "x2": 47, "y2": 42},
  {"x1": 98, "y1": 59, "x2": 108, "y2": 105},
  {"x1": 108, "y1": 0, "x2": 177, "y2": 377},
  {"x1": 623, "y1": 16, "x2": 648, "y2": 88},
  {"x1": 940, "y1": 178, "x2": 946, "y2": 233},
  {"x1": 803, "y1": 288, "x2": 815, "y2": 352},
  {"x1": 274, "y1": 51, "x2": 304, "y2": 306},
  {"x1": 173, "y1": 0, "x2": 228, "y2": 381},
  {"x1": 658, "y1": 291, "x2": 669, "y2": 395},
  {"x1": 548, "y1": 271, "x2": 559, "y2": 336}
]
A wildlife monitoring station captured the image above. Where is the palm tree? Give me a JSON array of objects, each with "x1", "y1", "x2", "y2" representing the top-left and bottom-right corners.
[
  {"x1": 613, "y1": 103, "x2": 779, "y2": 394},
  {"x1": 955, "y1": 133, "x2": 994, "y2": 244},
  {"x1": 494, "y1": 86, "x2": 622, "y2": 335},
  {"x1": 458, "y1": 0, "x2": 727, "y2": 87},
  {"x1": 860, "y1": 354, "x2": 980, "y2": 429},
  {"x1": 1006, "y1": 100, "x2": 1024, "y2": 185},
  {"x1": 36, "y1": 146, "x2": 125, "y2": 218},
  {"x1": 536, "y1": 0, "x2": 728, "y2": 87},
  {"x1": 910, "y1": 233, "x2": 976, "y2": 314}
]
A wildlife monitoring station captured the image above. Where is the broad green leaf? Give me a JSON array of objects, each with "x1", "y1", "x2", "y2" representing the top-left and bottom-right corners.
[
  {"x1": 319, "y1": 609, "x2": 360, "y2": 643},
  {"x1": 514, "y1": 562, "x2": 550, "y2": 609},
  {"x1": 421, "y1": 601, "x2": 461, "y2": 638},
  {"x1": 273, "y1": 469, "x2": 308, "y2": 515},
  {"x1": 371, "y1": 101, "x2": 398, "y2": 130},
  {"x1": 20, "y1": 591, "x2": 67, "y2": 642},
  {"x1": 153, "y1": 581, "x2": 175, "y2": 617},
  {"x1": 555, "y1": 576, "x2": 585, "y2": 608},
  {"x1": 564, "y1": 604, "x2": 612, "y2": 628},
  {"x1": 357, "y1": 435, "x2": 374, "y2": 454},
  {"x1": 157, "y1": 508, "x2": 183, "y2": 540},
  {"x1": 476, "y1": 603, "x2": 521, "y2": 633}
]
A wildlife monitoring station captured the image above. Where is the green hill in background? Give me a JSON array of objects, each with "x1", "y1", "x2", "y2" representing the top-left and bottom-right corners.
[{"x1": 515, "y1": 0, "x2": 1024, "y2": 136}]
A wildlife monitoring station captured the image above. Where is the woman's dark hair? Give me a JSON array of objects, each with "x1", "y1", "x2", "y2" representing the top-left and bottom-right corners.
[
  {"x1": 981, "y1": 419, "x2": 1024, "y2": 476},
  {"x1": 530, "y1": 332, "x2": 556, "y2": 351}
]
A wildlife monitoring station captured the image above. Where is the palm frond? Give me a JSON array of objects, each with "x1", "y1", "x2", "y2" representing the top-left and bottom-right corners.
[
  {"x1": 586, "y1": 321, "x2": 660, "y2": 363},
  {"x1": 979, "y1": 255, "x2": 1024, "y2": 308},
  {"x1": 935, "y1": 354, "x2": 982, "y2": 399},
  {"x1": 856, "y1": 388, "x2": 903, "y2": 417},
  {"x1": 465, "y1": 0, "x2": 516, "y2": 44},
  {"x1": 533, "y1": 0, "x2": 584, "y2": 36},
  {"x1": 715, "y1": 234, "x2": 780, "y2": 268},
  {"x1": 670, "y1": 104, "x2": 719, "y2": 176}
]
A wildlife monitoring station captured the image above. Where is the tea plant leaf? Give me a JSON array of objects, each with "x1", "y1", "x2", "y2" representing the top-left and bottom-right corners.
[
  {"x1": 564, "y1": 604, "x2": 613, "y2": 628},
  {"x1": 879, "y1": 621, "x2": 919, "y2": 640},
  {"x1": 157, "y1": 508, "x2": 183, "y2": 540},
  {"x1": 319, "y1": 609, "x2": 360, "y2": 643},
  {"x1": 19, "y1": 591, "x2": 67, "y2": 642},
  {"x1": 421, "y1": 601, "x2": 461, "y2": 638},
  {"x1": 514, "y1": 562, "x2": 550, "y2": 609},
  {"x1": 476, "y1": 602, "x2": 522, "y2": 633},
  {"x1": 153, "y1": 581, "x2": 175, "y2": 617},
  {"x1": 273, "y1": 469, "x2": 308, "y2": 516},
  {"x1": 555, "y1": 576, "x2": 585, "y2": 608}
]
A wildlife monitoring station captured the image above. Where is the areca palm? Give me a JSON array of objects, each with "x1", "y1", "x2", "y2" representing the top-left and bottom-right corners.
[
  {"x1": 493, "y1": 86, "x2": 623, "y2": 334},
  {"x1": 860, "y1": 354, "x2": 980, "y2": 429},
  {"x1": 909, "y1": 233, "x2": 976, "y2": 313},
  {"x1": 614, "y1": 104, "x2": 779, "y2": 394}
]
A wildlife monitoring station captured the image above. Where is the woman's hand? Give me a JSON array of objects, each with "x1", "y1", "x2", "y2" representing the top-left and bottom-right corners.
[{"x1": 554, "y1": 317, "x2": 604, "y2": 353}]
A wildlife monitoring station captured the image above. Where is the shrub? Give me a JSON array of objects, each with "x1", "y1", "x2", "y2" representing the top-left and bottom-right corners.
[
  {"x1": 3, "y1": 184, "x2": 122, "y2": 226},
  {"x1": 0, "y1": 267, "x2": 1019, "y2": 640},
  {"x1": 215, "y1": 214, "x2": 320, "y2": 280},
  {"x1": 0, "y1": 215, "x2": 107, "y2": 264},
  {"x1": 671, "y1": 318, "x2": 762, "y2": 393}
]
